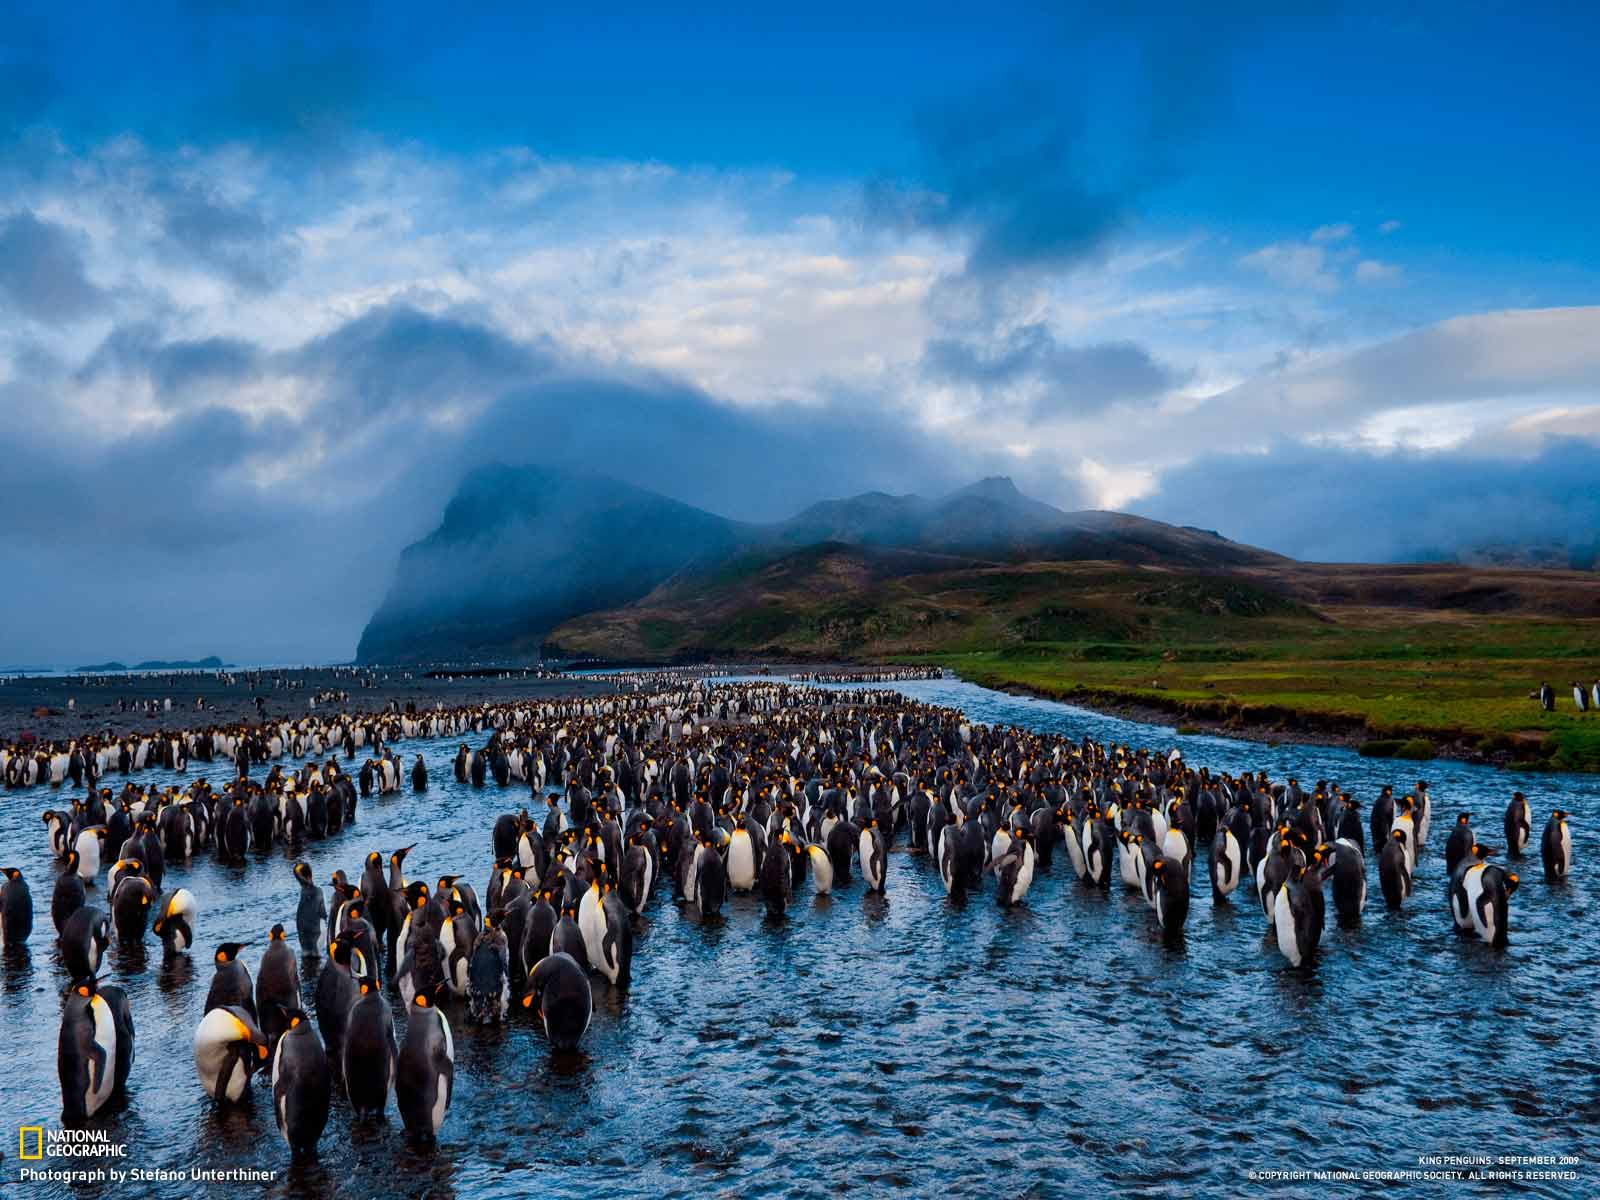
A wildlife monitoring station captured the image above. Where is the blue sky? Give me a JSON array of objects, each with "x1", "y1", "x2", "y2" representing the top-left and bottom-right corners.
[{"x1": 1, "y1": 1, "x2": 1597, "y2": 663}]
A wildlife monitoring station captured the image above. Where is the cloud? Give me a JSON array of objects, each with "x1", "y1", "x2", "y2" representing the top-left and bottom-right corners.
[
  {"x1": 1378, "y1": 219, "x2": 1402, "y2": 235},
  {"x1": 923, "y1": 322, "x2": 1182, "y2": 417},
  {"x1": 1239, "y1": 240, "x2": 1337, "y2": 291},
  {"x1": 1139, "y1": 436, "x2": 1600, "y2": 564},
  {"x1": 1355, "y1": 259, "x2": 1401, "y2": 284},
  {"x1": 1310, "y1": 222, "x2": 1353, "y2": 243},
  {"x1": 0, "y1": 211, "x2": 105, "y2": 322}
]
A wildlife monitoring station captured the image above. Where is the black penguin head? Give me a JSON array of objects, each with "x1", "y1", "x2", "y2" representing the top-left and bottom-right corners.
[
  {"x1": 65, "y1": 850, "x2": 80, "y2": 869},
  {"x1": 215, "y1": 942, "x2": 249, "y2": 962},
  {"x1": 1, "y1": 866, "x2": 19, "y2": 880},
  {"x1": 67, "y1": 977, "x2": 100, "y2": 998},
  {"x1": 269, "y1": 923, "x2": 287, "y2": 941},
  {"x1": 1457, "y1": 813, "x2": 1471, "y2": 825},
  {"x1": 1504, "y1": 871, "x2": 1520, "y2": 895}
]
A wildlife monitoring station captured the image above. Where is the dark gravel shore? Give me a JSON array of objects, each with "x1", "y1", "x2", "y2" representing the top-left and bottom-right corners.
[{"x1": 0, "y1": 667, "x2": 636, "y2": 745}]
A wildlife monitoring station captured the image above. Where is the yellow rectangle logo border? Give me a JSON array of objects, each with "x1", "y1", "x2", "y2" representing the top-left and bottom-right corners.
[{"x1": 19, "y1": 1125, "x2": 44, "y2": 1160}]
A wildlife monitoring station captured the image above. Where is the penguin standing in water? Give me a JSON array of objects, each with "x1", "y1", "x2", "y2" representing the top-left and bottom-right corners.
[
  {"x1": 1444, "y1": 814, "x2": 1477, "y2": 876},
  {"x1": 272, "y1": 1008, "x2": 331, "y2": 1156},
  {"x1": 1378, "y1": 829, "x2": 1412, "y2": 909},
  {"x1": 1450, "y1": 853, "x2": 1518, "y2": 946},
  {"x1": 411, "y1": 755, "x2": 428, "y2": 793},
  {"x1": 693, "y1": 840, "x2": 727, "y2": 917},
  {"x1": 204, "y1": 943, "x2": 255, "y2": 1017},
  {"x1": 760, "y1": 832, "x2": 794, "y2": 917},
  {"x1": 1504, "y1": 793, "x2": 1532, "y2": 857},
  {"x1": 52, "y1": 853, "x2": 87, "y2": 933},
  {"x1": 805, "y1": 841, "x2": 834, "y2": 895},
  {"x1": 466, "y1": 916, "x2": 509, "y2": 1024},
  {"x1": 256, "y1": 925, "x2": 300, "y2": 1043},
  {"x1": 1147, "y1": 857, "x2": 1189, "y2": 938},
  {"x1": 59, "y1": 906, "x2": 110, "y2": 980},
  {"x1": 193, "y1": 1005, "x2": 270, "y2": 1102},
  {"x1": 396, "y1": 992, "x2": 453, "y2": 1142},
  {"x1": 315, "y1": 936, "x2": 362, "y2": 1065},
  {"x1": 152, "y1": 888, "x2": 198, "y2": 955},
  {"x1": 1541, "y1": 810, "x2": 1572, "y2": 881},
  {"x1": 521, "y1": 952, "x2": 592, "y2": 1052},
  {"x1": 293, "y1": 862, "x2": 327, "y2": 960},
  {"x1": 1273, "y1": 859, "x2": 1327, "y2": 967},
  {"x1": 1327, "y1": 840, "x2": 1366, "y2": 922},
  {"x1": 990, "y1": 829, "x2": 1036, "y2": 908},
  {"x1": 596, "y1": 884, "x2": 633, "y2": 987},
  {"x1": 1, "y1": 867, "x2": 32, "y2": 950},
  {"x1": 58, "y1": 977, "x2": 130, "y2": 1120},
  {"x1": 343, "y1": 980, "x2": 398, "y2": 1119},
  {"x1": 1209, "y1": 824, "x2": 1243, "y2": 903},
  {"x1": 859, "y1": 818, "x2": 887, "y2": 894}
]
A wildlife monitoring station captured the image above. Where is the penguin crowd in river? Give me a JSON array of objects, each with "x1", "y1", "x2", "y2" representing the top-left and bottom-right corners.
[{"x1": 0, "y1": 680, "x2": 1582, "y2": 1157}]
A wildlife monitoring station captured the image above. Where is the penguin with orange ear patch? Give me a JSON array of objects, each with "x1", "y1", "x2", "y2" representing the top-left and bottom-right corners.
[
  {"x1": 396, "y1": 991, "x2": 453, "y2": 1141},
  {"x1": 272, "y1": 1007, "x2": 331, "y2": 1155},
  {"x1": 521, "y1": 952, "x2": 591, "y2": 1052},
  {"x1": 204, "y1": 941, "x2": 255, "y2": 1018},
  {"x1": 343, "y1": 978, "x2": 397, "y2": 1119}
]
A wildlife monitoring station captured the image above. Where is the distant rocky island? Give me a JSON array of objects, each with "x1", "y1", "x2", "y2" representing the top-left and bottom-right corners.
[{"x1": 75, "y1": 656, "x2": 229, "y2": 673}]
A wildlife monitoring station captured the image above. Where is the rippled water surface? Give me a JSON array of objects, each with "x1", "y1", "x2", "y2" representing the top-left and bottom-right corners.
[{"x1": 2, "y1": 678, "x2": 1596, "y2": 1199}]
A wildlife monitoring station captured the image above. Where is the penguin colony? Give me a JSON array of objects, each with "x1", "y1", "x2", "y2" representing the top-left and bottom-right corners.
[{"x1": 0, "y1": 681, "x2": 1579, "y2": 1159}]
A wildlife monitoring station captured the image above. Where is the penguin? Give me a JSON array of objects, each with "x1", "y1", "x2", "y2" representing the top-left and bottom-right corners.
[
  {"x1": 726, "y1": 826, "x2": 757, "y2": 892},
  {"x1": 1443, "y1": 813, "x2": 1477, "y2": 877},
  {"x1": 1273, "y1": 860, "x2": 1327, "y2": 967},
  {"x1": 59, "y1": 905, "x2": 110, "y2": 980},
  {"x1": 1328, "y1": 839, "x2": 1366, "y2": 922},
  {"x1": 596, "y1": 885, "x2": 633, "y2": 987},
  {"x1": 989, "y1": 830, "x2": 1036, "y2": 908},
  {"x1": 110, "y1": 871, "x2": 155, "y2": 942},
  {"x1": 58, "y1": 977, "x2": 122, "y2": 1120},
  {"x1": 440, "y1": 900, "x2": 476, "y2": 997},
  {"x1": 193, "y1": 1005, "x2": 270, "y2": 1102},
  {"x1": 760, "y1": 831, "x2": 794, "y2": 917},
  {"x1": 1378, "y1": 829, "x2": 1412, "y2": 909},
  {"x1": 293, "y1": 861, "x2": 327, "y2": 960},
  {"x1": 466, "y1": 916, "x2": 510, "y2": 1024},
  {"x1": 74, "y1": 826, "x2": 107, "y2": 884},
  {"x1": 521, "y1": 952, "x2": 592, "y2": 1052},
  {"x1": 522, "y1": 892, "x2": 557, "y2": 971},
  {"x1": 694, "y1": 841, "x2": 727, "y2": 917},
  {"x1": 271, "y1": 1008, "x2": 332, "y2": 1156},
  {"x1": 805, "y1": 841, "x2": 834, "y2": 895},
  {"x1": 395, "y1": 992, "x2": 454, "y2": 1142},
  {"x1": 2, "y1": 867, "x2": 33, "y2": 950},
  {"x1": 1209, "y1": 825, "x2": 1243, "y2": 903},
  {"x1": 411, "y1": 755, "x2": 428, "y2": 792},
  {"x1": 1450, "y1": 857, "x2": 1518, "y2": 946},
  {"x1": 859, "y1": 818, "x2": 887, "y2": 894},
  {"x1": 550, "y1": 905, "x2": 588, "y2": 969},
  {"x1": 343, "y1": 980, "x2": 398, "y2": 1119},
  {"x1": 204, "y1": 942, "x2": 255, "y2": 1017},
  {"x1": 1541, "y1": 810, "x2": 1572, "y2": 881},
  {"x1": 52, "y1": 853, "x2": 87, "y2": 933},
  {"x1": 1503, "y1": 793, "x2": 1532, "y2": 857},
  {"x1": 1147, "y1": 857, "x2": 1189, "y2": 939},
  {"x1": 256, "y1": 925, "x2": 300, "y2": 1043},
  {"x1": 315, "y1": 935, "x2": 361, "y2": 1065},
  {"x1": 151, "y1": 888, "x2": 198, "y2": 954}
]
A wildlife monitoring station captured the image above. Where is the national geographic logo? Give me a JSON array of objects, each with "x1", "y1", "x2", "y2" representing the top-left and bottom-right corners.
[{"x1": 13, "y1": 1126, "x2": 127, "y2": 1158}]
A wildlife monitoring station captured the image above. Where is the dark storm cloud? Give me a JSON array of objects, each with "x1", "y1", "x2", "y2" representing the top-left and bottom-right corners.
[
  {"x1": 77, "y1": 324, "x2": 263, "y2": 405},
  {"x1": 923, "y1": 322, "x2": 1182, "y2": 417},
  {"x1": 1138, "y1": 437, "x2": 1600, "y2": 564},
  {"x1": 0, "y1": 211, "x2": 104, "y2": 322},
  {"x1": 870, "y1": 4, "x2": 1325, "y2": 282},
  {"x1": 156, "y1": 181, "x2": 298, "y2": 291},
  {"x1": 2, "y1": 303, "x2": 1085, "y2": 664}
]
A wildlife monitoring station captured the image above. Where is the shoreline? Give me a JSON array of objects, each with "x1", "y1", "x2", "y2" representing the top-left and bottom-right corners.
[{"x1": 944, "y1": 672, "x2": 1564, "y2": 773}]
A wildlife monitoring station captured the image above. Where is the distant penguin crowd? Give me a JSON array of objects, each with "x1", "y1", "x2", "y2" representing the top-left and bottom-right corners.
[{"x1": 0, "y1": 680, "x2": 1581, "y2": 1160}]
